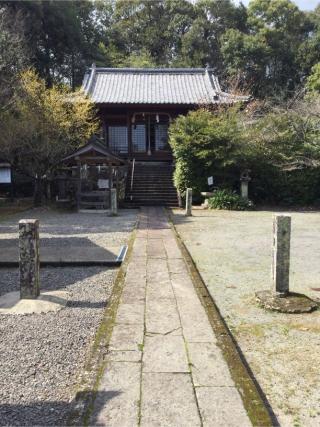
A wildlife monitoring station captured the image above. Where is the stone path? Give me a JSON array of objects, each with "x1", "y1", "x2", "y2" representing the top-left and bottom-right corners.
[{"x1": 90, "y1": 207, "x2": 252, "y2": 426}]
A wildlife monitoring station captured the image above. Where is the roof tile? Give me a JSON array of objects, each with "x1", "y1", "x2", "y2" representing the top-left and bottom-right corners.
[{"x1": 83, "y1": 68, "x2": 248, "y2": 105}]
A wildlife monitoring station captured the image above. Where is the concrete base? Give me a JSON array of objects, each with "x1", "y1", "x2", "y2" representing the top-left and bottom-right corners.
[
  {"x1": 0, "y1": 245, "x2": 120, "y2": 266},
  {"x1": 78, "y1": 209, "x2": 109, "y2": 214},
  {"x1": 256, "y1": 290, "x2": 318, "y2": 314},
  {"x1": 0, "y1": 290, "x2": 68, "y2": 315}
]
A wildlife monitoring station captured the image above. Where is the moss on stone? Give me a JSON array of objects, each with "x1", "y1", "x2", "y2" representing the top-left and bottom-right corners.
[{"x1": 67, "y1": 228, "x2": 137, "y2": 426}]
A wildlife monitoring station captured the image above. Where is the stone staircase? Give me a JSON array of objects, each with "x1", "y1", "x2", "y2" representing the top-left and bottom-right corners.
[{"x1": 124, "y1": 162, "x2": 179, "y2": 207}]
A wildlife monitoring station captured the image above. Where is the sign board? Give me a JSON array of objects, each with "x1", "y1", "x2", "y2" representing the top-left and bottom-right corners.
[
  {"x1": 207, "y1": 176, "x2": 213, "y2": 186},
  {"x1": 0, "y1": 167, "x2": 11, "y2": 184},
  {"x1": 98, "y1": 179, "x2": 109, "y2": 189}
]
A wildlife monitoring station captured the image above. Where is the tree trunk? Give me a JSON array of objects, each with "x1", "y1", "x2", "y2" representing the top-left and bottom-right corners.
[{"x1": 33, "y1": 177, "x2": 43, "y2": 207}]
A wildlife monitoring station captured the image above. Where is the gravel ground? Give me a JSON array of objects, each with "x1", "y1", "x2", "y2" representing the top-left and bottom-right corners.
[
  {"x1": 0, "y1": 208, "x2": 138, "y2": 426},
  {"x1": 0, "y1": 207, "x2": 138, "y2": 251},
  {"x1": 172, "y1": 208, "x2": 320, "y2": 427}
]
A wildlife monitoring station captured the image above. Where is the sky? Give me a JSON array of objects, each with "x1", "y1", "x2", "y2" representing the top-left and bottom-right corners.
[{"x1": 235, "y1": 0, "x2": 319, "y2": 11}]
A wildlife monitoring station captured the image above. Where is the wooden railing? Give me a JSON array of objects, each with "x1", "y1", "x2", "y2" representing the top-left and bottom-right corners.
[{"x1": 130, "y1": 158, "x2": 135, "y2": 192}]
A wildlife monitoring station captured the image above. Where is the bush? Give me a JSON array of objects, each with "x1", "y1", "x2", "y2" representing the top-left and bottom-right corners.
[
  {"x1": 208, "y1": 189, "x2": 254, "y2": 210},
  {"x1": 169, "y1": 108, "x2": 247, "y2": 199}
]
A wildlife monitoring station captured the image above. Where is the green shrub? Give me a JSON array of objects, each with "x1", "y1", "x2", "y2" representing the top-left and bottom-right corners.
[
  {"x1": 208, "y1": 189, "x2": 254, "y2": 210},
  {"x1": 169, "y1": 108, "x2": 247, "y2": 199}
]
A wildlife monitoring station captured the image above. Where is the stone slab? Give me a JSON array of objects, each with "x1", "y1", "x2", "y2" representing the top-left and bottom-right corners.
[
  {"x1": 115, "y1": 303, "x2": 145, "y2": 325},
  {"x1": 163, "y1": 238, "x2": 183, "y2": 259},
  {"x1": 147, "y1": 239, "x2": 167, "y2": 258},
  {"x1": 167, "y1": 258, "x2": 187, "y2": 274},
  {"x1": 109, "y1": 324, "x2": 144, "y2": 352},
  {"x1": 141, "y1": 373, "x2": 201, "y2": 427},
  {"x1": 170, "y1": 273, "x2": 198, "y2": 300},
  {"x1": 146, "y1": 298, "x2": 181, "y2": 335},
  {"x1": 146, "y1": 278, "x2": 175, "y2": 300},
  {"x1": 121, "y1": 285, "x2": 146, "y2": 304},
  {"x1": 90, "y1": 361, "x2": 141, "y2": 427},
  {"x1": 195, "y1": 386, "x2": 252, "y2": 427},
  {"x1": 107, "y1": 350, "x2": 142, "y2": 363},
  {"x1": 143, "y1": 334, "x2": 189, "y2": 373},
  {"x1": 147, "y1": 269, "x2": 171, "y2": 284},
  {"x1": 147, "y1": 258, "x2": 168, "y2": 274},
  {"x1": 0, "y1": 290, "x2": 68, "y2": 315},
  {"x1": 176, "y1": 298, "x2": 217, "y2": 343},
  {"x1": 188, "y1": 342, "x2": 234, "y2": 387}
]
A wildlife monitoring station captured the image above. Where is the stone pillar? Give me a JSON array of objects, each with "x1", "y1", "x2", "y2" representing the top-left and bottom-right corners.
[
  {"x1": 185, "y1": 188, "x2": 192, "y2": 216},
  {"x1": 19, "y1": 219, "x2": 40, "y2": 299},
  {"x1": 240, "y1": 170, "x2": 251, "y2": 199},
  {"x1": 272, "y1": 214, "x2": 291, "y2": 296},
  {"x1": 241, "y1": 181, "x2": 249, "y2": 199},
  {"x1": 110, "y1": 188, "x2": 117, "y2": 216}
]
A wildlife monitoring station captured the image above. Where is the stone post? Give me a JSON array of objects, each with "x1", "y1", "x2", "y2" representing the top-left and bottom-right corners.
[
  {"x1": 19, "y1": 219, "x2": 40, "y2": 299},
  {"x1": 272, "y1": 214, "x2": 291, "y2": 296},
  {"x1": 185, "y1": 188, "x2": 192, "y2": 216},
  {"x1": 241, "y1": 181, "x2": 249, "y2": 199},
  {"x1": 110, "y1": 188, "x2": 117, "y2": 216},
  {"x1": 240, "y1": 170, "x2": 251, "y2": 199}
]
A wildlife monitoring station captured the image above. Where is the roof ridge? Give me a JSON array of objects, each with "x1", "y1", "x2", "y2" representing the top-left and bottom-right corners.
[{"x1": 90, "y1": 67, "x2": 215, "y2": 74}]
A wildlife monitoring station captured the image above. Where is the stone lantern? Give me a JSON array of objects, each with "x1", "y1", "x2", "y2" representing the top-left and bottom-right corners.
[{"x1": 240, "y1": 169, "x2": 251, "y2": 199}]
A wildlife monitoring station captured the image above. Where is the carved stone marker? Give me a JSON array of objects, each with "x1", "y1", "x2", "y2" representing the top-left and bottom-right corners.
[
  {"x1": 256, "y1": 214, "x2": 318, "y2": 313},
  {"x1": 110, "y1": 188, "x2": 117, "y2": 216},
  {"x1": 19, "y1": 219, "x2": 40, "y2": 299},
  {"x1": 185, "y1": 188, "x2": 192, "y2": 216},
  {"x1": 272, "y1": 214, "x2": 291, "y2": 296}
]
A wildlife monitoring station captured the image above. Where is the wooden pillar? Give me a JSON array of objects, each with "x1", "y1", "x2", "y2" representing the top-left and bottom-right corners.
[
  {"x1": 116, "y1": 166, "x2": 119, "y2": 202},
  {"x1": 127, "y1": 113, "x2": 132, "y2": 159},
  {"x1": 108, "y1": 161, "x2": 113, "y2": 207}
]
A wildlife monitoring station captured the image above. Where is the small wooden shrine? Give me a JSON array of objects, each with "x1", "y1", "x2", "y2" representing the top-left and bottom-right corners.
[{"x1": 57, "y1": 136, "x2": 127, "y2": 210}]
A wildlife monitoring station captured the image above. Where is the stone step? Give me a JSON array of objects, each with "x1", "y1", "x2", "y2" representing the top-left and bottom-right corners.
[
  {"x1": 126, "y1": 162, "x2": 177, "y2": 206},
  {"x1": 128, "y1": 191, "x2": 177, "y2": 197},
  {"x1": 125, "y1": 201, "x2": 178, "y2": 206},
  {"x1": 130, "y1": 185, "x2": 176, "y2": 189}
]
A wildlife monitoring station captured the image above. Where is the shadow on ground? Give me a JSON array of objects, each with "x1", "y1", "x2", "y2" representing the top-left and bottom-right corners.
[
  {"x1": 0, "y1": 390, "x2": 121, "y2": 427},
  {"x1": 0, "y1": 265, "x2": 117, "y2": 297},
  {"x1": 0, "y1": 236, "x2": 119, "y2": 265}
]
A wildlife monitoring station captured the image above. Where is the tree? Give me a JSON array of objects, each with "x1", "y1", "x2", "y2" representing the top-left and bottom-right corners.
[
  {"x1": 0, "y1": 6, "x2": 29, "y2": 111},
  {"x1": 179, "y1": 0, "x2": 247, "y2": 71},
  {"x1": 4, "y1": 0, "x2": 104, "y2": 88},
  {"x1": 221, "y1": 29, "x2": 270, "y2": 94},
  {"x1": 104, "y1": 0, "x2": 195, "y2": 67},
  {"x1": 222, "y1": 0, "x2": 313, "y2": 97},
  {"x1": 0, "y1": 70, "x2": 98, "y2": 205},
  {"x1": 307, "y1": 62, "x2": 320, "y2": 92},
  {"x1": 250, "y1": 95, "x2": 320, "y2": 170}
]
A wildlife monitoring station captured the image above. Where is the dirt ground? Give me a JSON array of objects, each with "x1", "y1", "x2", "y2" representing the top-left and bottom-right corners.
[{"x1": 172, "y1": 208, "x2": 320, "y2": 427}]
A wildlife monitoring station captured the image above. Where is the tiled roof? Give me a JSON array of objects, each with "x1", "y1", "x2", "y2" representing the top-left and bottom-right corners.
[
  {"x1": 62, "y1": 137, "x2": 126, "y2": 165},
  {"x1": 82, "y1": 66, "x2": 248, "y2": 105}
]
